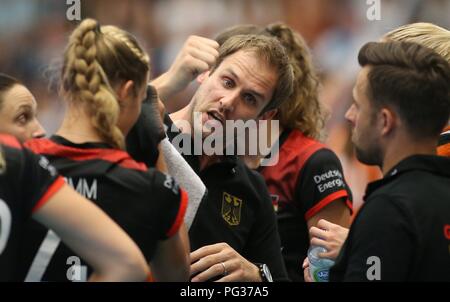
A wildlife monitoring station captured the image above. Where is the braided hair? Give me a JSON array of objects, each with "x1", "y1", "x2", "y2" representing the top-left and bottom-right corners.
[{"x1": 61, "y1": 19, "x2": 149, "y2": 149}]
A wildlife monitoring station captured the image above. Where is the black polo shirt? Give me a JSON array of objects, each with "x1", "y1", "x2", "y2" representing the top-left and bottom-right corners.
[
  {"x1": 165, "y1": 114, "x2": 289, "y2": 282},
  {"x1": 330, "y1": 155, "x2": 450, "y2": 281}
]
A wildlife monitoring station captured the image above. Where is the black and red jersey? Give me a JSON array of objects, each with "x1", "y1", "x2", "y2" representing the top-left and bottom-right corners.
[
  {"x1": 258, "y1": 129, "x2": 353, "y2": 281},
  {"x1": 0, "y1": 134, "x2": 64, "y2": 281},
  {"x1": 16, "y1": 135, "x2": 187, "y2": 282}
]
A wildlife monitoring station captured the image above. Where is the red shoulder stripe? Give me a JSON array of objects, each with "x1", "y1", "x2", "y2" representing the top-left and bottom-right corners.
[
  {"x1": 32, "y1": 177, "x2": 66, "y2": 213},
  {"x1": 0, "y1": 134, "x2": 22, "y2": 149},
  {"x1": 304, "y1": 189, "x2": 350, "y2": 221},
  {"x1": 166, "y1": 188, "x2": 189, "y2": 237},
  {"x1": 25, "y1": 138, "x2": 147, "y2": 171}
]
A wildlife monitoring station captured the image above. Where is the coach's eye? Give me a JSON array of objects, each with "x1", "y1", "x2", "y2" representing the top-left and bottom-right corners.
[{"x1": 223, "y1": 78, "x2": 234, "y2": 89}]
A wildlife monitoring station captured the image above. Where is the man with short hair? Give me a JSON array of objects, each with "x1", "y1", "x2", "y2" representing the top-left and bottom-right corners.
[
  {"x1": 163, "y1": 34, "x2": 295, "y2": 282},
  {"x1": 330, "y1": 41, "x2": 450, "y2": 281}
]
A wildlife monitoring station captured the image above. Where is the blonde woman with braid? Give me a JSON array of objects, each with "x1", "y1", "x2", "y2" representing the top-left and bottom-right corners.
[{"x1": 16, "y1": 19, "x2": 189, "y2": 282}]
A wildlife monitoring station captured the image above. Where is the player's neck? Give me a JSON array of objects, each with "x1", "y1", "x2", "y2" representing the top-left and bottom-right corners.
[{"x1": 56, "y1": 108, "x2": 104, "y2": 145}]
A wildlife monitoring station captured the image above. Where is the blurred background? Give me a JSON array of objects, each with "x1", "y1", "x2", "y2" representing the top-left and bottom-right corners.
[{"x1": 0, "y1": 0, "x2": 449, "y2": 208}]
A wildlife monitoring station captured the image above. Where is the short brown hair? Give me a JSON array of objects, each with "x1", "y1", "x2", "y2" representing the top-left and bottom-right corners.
[
  {"x1": 215, "y1": 23, "x2": 325, "y2": 139},
  {"x1": 210, "y1": 34, "x2": 294, "y2": 115},
  {"x1": 358, "y1": 41, "x2": 450, "y2": 138}
]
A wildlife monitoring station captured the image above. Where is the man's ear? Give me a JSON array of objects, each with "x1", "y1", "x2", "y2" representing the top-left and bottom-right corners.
[
  {"x1": 117, "y1": 80, "x2": 135, "y2": 103},
  {"x1": 196, "y1": 71, "x2": 210, "y2": 84},
  {"x1": 380, "y1": 107, "x2": 397, "y2": 136},
  {"x1": 259, "y1": 109, "x2": 278, "y2": 121}
]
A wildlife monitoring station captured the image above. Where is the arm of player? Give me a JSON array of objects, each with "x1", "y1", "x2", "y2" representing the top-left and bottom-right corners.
[
  {"x1": 309, "y1": 219, "x2": 349, "y2": 260},
  {"x1": 150, "y1": 223, "x2": 190, "y2": 281},
  {"x1": 32, "y1": 184, "x2": 149, "y2": 282}
]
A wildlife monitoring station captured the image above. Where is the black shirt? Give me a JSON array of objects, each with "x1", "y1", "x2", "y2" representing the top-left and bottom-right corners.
[
  {"x1": 259, "y1": 129, "x2": 352, "y2": 281},
  {"x1": 0, "y1": 135, "x2": 64, "y2": 281},
  {"x1": 17, "y1": 135, "x2": 187, "y2": 282},
  {"x1": 330, "y1": 155, "x2": 450, "y2": 281},
  {"x1": 164, "y1": 115, "x2": 288, "y2": 282}
]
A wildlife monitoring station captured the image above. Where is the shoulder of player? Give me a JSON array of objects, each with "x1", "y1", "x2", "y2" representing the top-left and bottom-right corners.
[
  {"x1": 0, "y1": 134, "x2": 22, "y2": 150},
  {"x1": 302, "y1": 148, "x2": 344, "y2": 172},
  {"x1": 144, "y1": 168, "x2": 182, "y2": 198}
]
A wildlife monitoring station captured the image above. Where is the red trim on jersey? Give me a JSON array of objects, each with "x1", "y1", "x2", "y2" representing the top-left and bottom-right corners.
[
  {"x1": 304, "y1": 189, "x2": 349, "y2": 221},
  {"x1": 166, "y1": 188, "x2": 188, "y2": 237},
  {"x1": 32, "y1": 176, "x2": 66, "y2": 213},
  {"x1": 0, "y1": 134, "x2": 22, "y2": 149},
  {"x1": 346, "y1": 199, "x2": 354, "y2": 214},
  {"x1": 25, "y1": 138, "x2": 147, "y2": 171}
]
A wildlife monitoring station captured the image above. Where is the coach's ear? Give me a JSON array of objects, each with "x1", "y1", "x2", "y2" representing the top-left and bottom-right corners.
[{"x1": 196, "y1": 71, "x2": 210, "y2": 84}]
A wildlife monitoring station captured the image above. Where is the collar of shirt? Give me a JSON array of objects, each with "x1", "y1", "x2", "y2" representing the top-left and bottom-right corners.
[
  {"x1": 364, "y1": 154, "x2": 450, "y2": 201},
  {"x1": 50, "y1": 135, "x2": 112, "y2": 150}
]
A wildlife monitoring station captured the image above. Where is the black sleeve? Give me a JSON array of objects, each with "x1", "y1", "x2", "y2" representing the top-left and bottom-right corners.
[
  {"x1": 246, "y1": 171, "x2": 289, "y2": 282},
  {"x1": 149, "y1": 170, "x2": 188, "y2": 240},
  {"x1": 12, "y1": 146, "x2": 64, "y2": 214},
  {"x1": 295, "y1": 149, "x2": 352, "y2": 221},
  {"x1": 126, "y1": 86, "x2": 166, "y2": 167},
  {"x1": 341, "y1": 195, "x2": 415, "y2": 281}
]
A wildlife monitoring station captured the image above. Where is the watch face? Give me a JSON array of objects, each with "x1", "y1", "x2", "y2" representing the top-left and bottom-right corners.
[{"x1": 262, "y1": 264, "x2": 273, "y2": 282}]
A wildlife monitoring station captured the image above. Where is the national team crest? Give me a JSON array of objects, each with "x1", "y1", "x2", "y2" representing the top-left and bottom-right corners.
[{"x1": 221, "y1": 192, "x2": 242, "y2": 226}]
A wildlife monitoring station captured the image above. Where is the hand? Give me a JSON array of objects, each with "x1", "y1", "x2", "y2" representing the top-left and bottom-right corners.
[
  {"x1": 152, "y1": 36, "x2": 219, "y2": 101},
  {"x1": 125, "y1": 85, "x2": 165, "y2": 167},
  {"x1": 309, "y1": 219, "x2": 349, "y2": 260},
  {"x1": 190, "y1": 242, "x2": 261, "y2": 282},
  {"x1": 302, "y1": 257, "x2": 313, "y2": 282}
]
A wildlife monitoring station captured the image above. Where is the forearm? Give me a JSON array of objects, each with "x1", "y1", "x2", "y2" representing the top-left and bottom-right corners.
[{"x1": 151, "y1": 72, "x2": 177, "y2": 102}]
